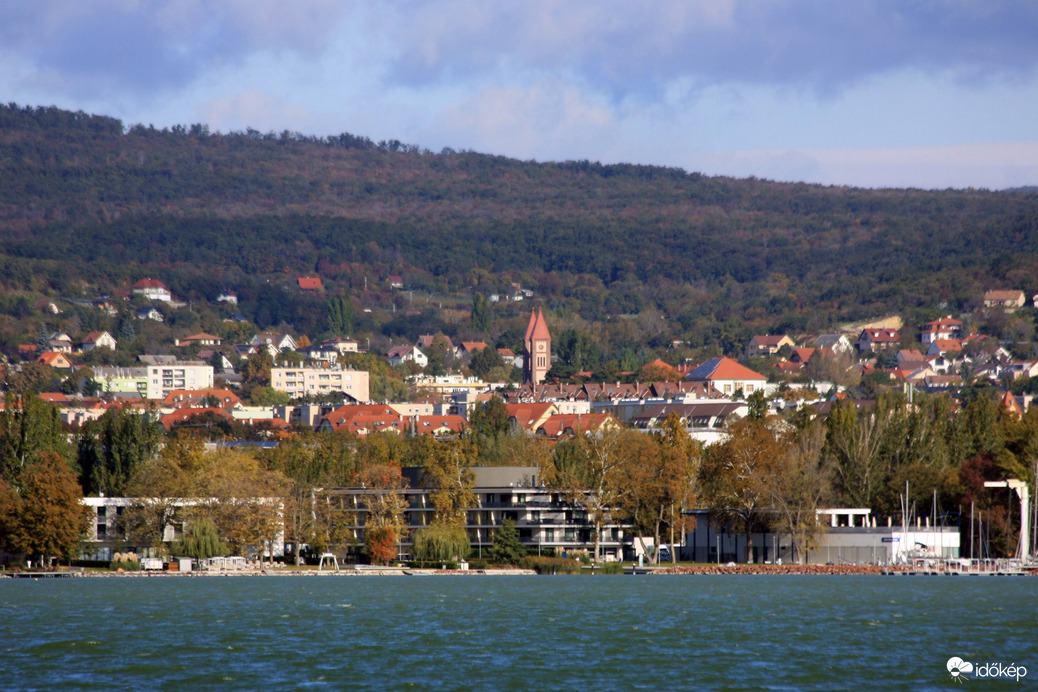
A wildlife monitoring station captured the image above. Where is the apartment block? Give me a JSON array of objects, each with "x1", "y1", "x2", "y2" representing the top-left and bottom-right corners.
[{"x1": 271, "y1": 365, "x2": 370, "y2": 402}]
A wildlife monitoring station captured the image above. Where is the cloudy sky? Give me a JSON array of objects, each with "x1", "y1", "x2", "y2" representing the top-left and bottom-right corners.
[{"x1": 2, "y1": 1, "x2": 1037, "y2": 190}]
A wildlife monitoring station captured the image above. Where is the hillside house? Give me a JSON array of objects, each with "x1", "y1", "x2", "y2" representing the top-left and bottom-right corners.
[
  {"x1": 857, "y1": 328, "x2": 901, "y2": 353},
  {"x1": 252, "y1": 332, "x2": 298, "y2": 353},
  {"x1": 37, "y1": 351, "x2": 73, "y2": 369},
  {"x1": 81, "y1": 331, "x2": 117, "y2": 351},
  {"x1": 984, "y1": 290, "x2": 1026, "y2": 311},
  {"x1": 746, "y1": 334, "x2": 795, "y2": 357},
  {"x1": 919, "y1": 316, "x2": 963, "y2": 345},
  {"x1": 387, "y1": 344, "x2": 428, "y2": 368},
  {"x1": 132, "y1": 278, "x2": 173, "y2": 302},
  {"x1": 135, "y1": 306, "x2": 164, "y2": 322},
  {"x1": 175, "y1": 332, "x2": 222, "y2": 347}
]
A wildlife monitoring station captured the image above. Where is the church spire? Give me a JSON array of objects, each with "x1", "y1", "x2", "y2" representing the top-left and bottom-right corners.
[{"x1": 523, "y1": 308, "x2": 551, "y2": 385}]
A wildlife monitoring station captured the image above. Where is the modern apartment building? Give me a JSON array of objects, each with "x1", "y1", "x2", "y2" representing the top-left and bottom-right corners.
[
  {"x1": 323, "y1": 466, "x2": 631, "y2": 562},
  {"x1": 145, "y1": 361, "x2": 214, "y2": 400},
  {"x1": 270, "y1": 364, "x2": 370, "y2": 402}
]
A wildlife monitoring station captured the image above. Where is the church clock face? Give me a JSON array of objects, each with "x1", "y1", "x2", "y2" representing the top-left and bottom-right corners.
[{"x1": 536, "y1": 343, "x2": 546, "y2": 351}]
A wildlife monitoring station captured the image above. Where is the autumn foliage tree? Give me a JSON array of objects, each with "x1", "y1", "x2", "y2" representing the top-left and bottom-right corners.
[
  {"x1": 0, "y1": 452, "x2": 90, "y2": 565},
  {"x1": 702, "y1": 417, "x2": 784, "y2": 563},
  {"x1": 544, "y1": 426, "x2": 629, "y2": 561},
  {"x1": 360, "y1": 462, "x2": 408, "y2": 565}
]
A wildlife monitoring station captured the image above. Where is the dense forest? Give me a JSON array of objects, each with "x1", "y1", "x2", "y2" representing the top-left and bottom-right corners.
[{"x1": 2, "y1": 103, "x2": 1038, "y2": 363}]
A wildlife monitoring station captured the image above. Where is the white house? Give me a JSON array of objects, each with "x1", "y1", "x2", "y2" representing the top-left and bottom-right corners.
[
  {"x1": 81, "y1": 331, "x2": 117, "y2": 351},
  {"x1": 387, "y1": 344, "x2": 428, "y2": 368},
  {"x1": 132, "y1": 278, "x2": 173, "y2": 302}
]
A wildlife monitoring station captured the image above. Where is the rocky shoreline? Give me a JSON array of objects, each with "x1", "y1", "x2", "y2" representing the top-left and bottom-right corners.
[{"x1": 649, "y1": 563, "x2": 901, "y2": 576}]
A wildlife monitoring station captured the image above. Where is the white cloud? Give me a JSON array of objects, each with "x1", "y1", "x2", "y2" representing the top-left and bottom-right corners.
[
  {"x1": 434, "y1": 79, "x2": 614, "y2": 158},
  {"x1": 200, "y1": 91, "x2": 312, "y2": 134},
  {"x1": 694, "y1": 142, "x2": 1038, "y2": 189}
]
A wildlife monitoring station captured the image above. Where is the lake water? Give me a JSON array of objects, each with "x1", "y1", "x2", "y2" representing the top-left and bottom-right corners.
[{"x1": 2, "y1": 574, "x2": 1035, "y2": 690}]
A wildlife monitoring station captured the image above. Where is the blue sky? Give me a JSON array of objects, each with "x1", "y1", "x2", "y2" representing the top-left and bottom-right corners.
[{"x1": 2, "y1": 1, "x2": 1037, "y2": 189}]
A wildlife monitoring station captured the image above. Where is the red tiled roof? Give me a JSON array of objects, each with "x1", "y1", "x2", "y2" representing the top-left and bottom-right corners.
[
  {"x1": 297, "y1": 277, "x2": 323, "y2": 290},
  {"x1": 158, "y1": 407, "x2": 233, "y2": 431},
  {"x1": 685, "y1": 357, "x2": 766, "y2": 382},
  {"x1": 132, "y1": 278, "x2": 168, "y2": 290},
  {"x1": 931, "y1": 339, "x2": 962, "y2": 352},
  {"x1": 537, "y1": 413, "x2": 616, "y2": 439}
]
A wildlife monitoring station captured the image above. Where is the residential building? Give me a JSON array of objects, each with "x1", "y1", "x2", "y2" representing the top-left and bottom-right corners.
[
  {"x1": 174, "y1": 332, "x2": 222, "y2": 347},
  {"x1": 270, "y1": 364, "x2": 370, "y2": 402},
  {"x1": 252, "y1": 332, "x2": 298, "y2": 353},
  {"x1": 92, "y1": 366, "x2": 149, "y2": 396},
  {"x1": 37, "y1": 351, "x2": 73, "y2": 369},
  {"x1": 984, "y1": 289, "x2": 1026, "y2": 311},
  {"x1": 387, "y1": 344, "x2": 428, "y2": 368},
  {"x1": 132, "y1": 278, "x2": 173, "y2": 302},
  {"x1": 745, "y1": 334, "x2": 795, "y2": 357},
  {"x1": 161, "y1": 389, "x2": 243, "y2": 409},
  {"x1": 145, "y1": 361, "x2": 215, "y2": 400},
  {"x1": 135, "y1": 306, "x2": 164, "y2": 322},
  {"x1": 919, "y1": 316, "x2": 963, "y2": 345},
  {"x1": 857, "y1": 328, "x2": 901, "y2": 353},
  {"x1": 47, "y1": 332, "x2": 74, "y2": 354},
  {"x1": 323, "y1": 466, "x2": 632, "y2": 562},
  {"x1": 684, "y1": 357, "x2": 767, "y2": 397},
  {"x1": 81, "y1": 331, "x2": 117, "y2": 351}
]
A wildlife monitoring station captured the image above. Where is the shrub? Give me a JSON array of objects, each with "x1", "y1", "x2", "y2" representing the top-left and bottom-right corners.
[{"x1": 519, "y1": 555, "x2": 582, "y2": 575}]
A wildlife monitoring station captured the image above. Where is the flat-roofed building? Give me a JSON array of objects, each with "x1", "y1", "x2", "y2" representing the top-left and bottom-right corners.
[{"x1": 271, "y1": 364, "x2": 370, "y2": 402}]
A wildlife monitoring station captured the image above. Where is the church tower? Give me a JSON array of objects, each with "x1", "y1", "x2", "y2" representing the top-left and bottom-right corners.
[{"x1": 523, "y1": 308, "x2": 551, "y2": 385}]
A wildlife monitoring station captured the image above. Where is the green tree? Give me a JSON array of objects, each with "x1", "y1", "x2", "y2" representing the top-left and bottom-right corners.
[
  {"x1": 78, "y1": 406, "x2": 161, "y2": 496},
  {"x1": 425, "y1": 334, "x2": 454, "y2": 376},
  {"x1": 7, "y1": 361, "x2": 60, "y2": 394},
  {"x1": 172, "y1": 516, "x2": 229, "y2": 560},
  {"x1": 488, "y1": 518, "x2": 525, "y2": 565},
  {"x1": 823, "y1": 398, "x2": 891, "y2": 509},
  {"x1": 0, "y1": 392, "x2": 73, "y2": 485},
  {"x1": 469, "y1": 345, "x2": 504, "y2": 379},
  {"x1": 326, "y1": 294, "x2": 356, "y2": 336},
  {"x1": 411, "y1": 523, "x2": 471, "y2": 565},
  {"x1": 471, "y1": 291, "x2": 491, "y2": 333}
]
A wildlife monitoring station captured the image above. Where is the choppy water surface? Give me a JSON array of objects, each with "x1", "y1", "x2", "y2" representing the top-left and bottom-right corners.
[{"x1": 2, "y1": 574, "x2": 1035, "y2": 690}]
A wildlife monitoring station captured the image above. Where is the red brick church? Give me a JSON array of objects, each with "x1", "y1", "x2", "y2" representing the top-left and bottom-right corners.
[{"x1": 523, "y1": 308, "x2": 551, "y2": 385}]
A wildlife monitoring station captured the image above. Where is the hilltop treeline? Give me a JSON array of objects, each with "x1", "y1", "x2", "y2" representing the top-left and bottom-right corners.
[{"x1": 2, "y1": 103, "x2": 1038, "y2": 356}]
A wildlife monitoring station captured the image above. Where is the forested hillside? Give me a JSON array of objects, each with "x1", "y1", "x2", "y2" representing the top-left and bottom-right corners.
[{"x1": 2, "y1": 103, "x2": 1037, "y2": 358}]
